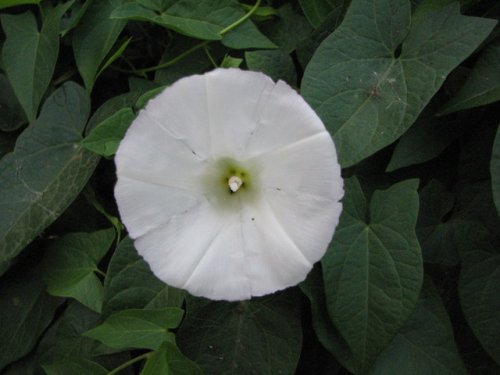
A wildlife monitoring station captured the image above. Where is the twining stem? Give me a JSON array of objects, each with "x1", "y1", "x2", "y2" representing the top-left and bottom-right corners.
[
  {"x1": 134, "y1": 0, "x2": 262, "y2": 74},
  {"x1": 108, "y1": 352, "x2": 151, "y2": 375},
  {"x1": 220, "y1": 0, "x2": 261, "y2": 35}
]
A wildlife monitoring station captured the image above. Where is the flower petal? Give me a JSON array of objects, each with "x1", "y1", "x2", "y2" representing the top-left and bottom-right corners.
[
  {"x1": 133, "y1": 202, "x2": 252, "y2": 301},
  {"x1": 115, "y1": 110, "x2": 208, "y2": 194},
  {"x1": 143, "y1": 73, "x2": 212, "y2": 160},
  {"x1": 204, "y1": 68, "x2": 275, "y2": 159},
  {"x1": 244, "y1": 80, "x2": 326, "y2": 158}
]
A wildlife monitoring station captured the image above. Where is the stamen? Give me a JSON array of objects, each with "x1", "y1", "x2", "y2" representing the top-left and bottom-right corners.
[{"x1": 228, "y1": 176, "x2": 243, "y2": 192}]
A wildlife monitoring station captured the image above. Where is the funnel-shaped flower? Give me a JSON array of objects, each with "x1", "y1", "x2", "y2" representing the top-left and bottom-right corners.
[{"x1": 115, "y1": 68, "x2": 343, "y2": 301}]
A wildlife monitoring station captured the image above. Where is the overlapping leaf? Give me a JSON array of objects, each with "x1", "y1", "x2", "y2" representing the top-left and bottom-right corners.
[
  {"x1": 302, "y1": 0, "x2": 497, "y2": 167},
  {"x1": 43, "y1": 229, "x2": 115, "y2": 312},
  {"x1": 103, "y1": 237, "x2": 185, "y2": 317},
  {"x1": 322, "y1": 177, "x2": 422, "y2": 373},
  {"x1": 73, "y1": 0, "x2": 127, "y2": 91},
  {"x1": 370, "y1": 278, "x2": 467, "y2": 374},
  {"x1": 0, "y1": 82, "x2": 98, "y2": 271},
  {"x1": 1, "y1": 8, "x2": 61, "y2": 122},
  {"x1": 84, "y1": 308, "x2": 184, "y2": 350},
  {"x1": 178, "y1": 292, "x2": 302, "y2": 374},
  {"x1": 0, "y1": 272, "x2": 62, "y2": 371},
  {"x1": 440, "y1": 42, "x2": 500, "y2": 115}
]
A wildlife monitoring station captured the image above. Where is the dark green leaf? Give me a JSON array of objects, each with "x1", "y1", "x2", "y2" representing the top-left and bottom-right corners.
[
  {"x1": 416, "y1": 180, "x2": 461, "y2": 266},
  {"x1": 52, "y1": 302, "x2": 108, "y2": 361},
  {"x1": 82, "y1": 107, "x2": 135, "y2": 157},
  {"x1": 322, "y1": 177, "x2": 423, "y2": 373},
  {"x1": 103, "y1": 237, "x2": 184, "y2": 317},
  {"x1": 0, "y1": 82, "x2": 98, "y2": 271},
  {"x1": 43, "y1": 358, "x2": 108, "y2": 375},
  {"x1": 84, "y1": 308, "x2": 184, "y2": 350},
  {"x1": 440, "y1": 42, "x2": 500, "y2": 114},
  {"x1": 386, "y1": 98, "x2": 464, "y2": 171},
  {"x1": 1, "y1": 9, "x2": 60, "y2": 122},
  {"x1": 300, "y1": 266, "x2": 355, "y2": 373},
  {"x1": 459, "y1": 229, "x2": 500, "y2": 366},
  {"x1": 261, "y1": 4, "x2": 312, "y2": 53},
  {"x1": 177, "y1": 292, "x2": 302, "y2": 375},
  {"x1": 154, "y1": 37, "x2": 213, "y2": 86},
  {"x1": 43, "y1": 229, "x2": 115, "y2": 312},
  {"x1": 0, "y1": 0, "x2": 40, "y2": 10},
  {"x1": 0, "y1": 73, "x2": 26, "y2": 131},
  {"x1": 302, "y1": 0, "x2": 497, "y2": 167},
  {"x1": 245, "y1": 50, "x2": 297, "y2": 86},
  {"x1": 370, "y1": 278, "x2": 467, "y2": 374},
  {"x1": 73, "y1": 0, "x2": 127, "y2": 91},
  {"x1": 299, "y1": 0, "x2": 343, "y2": 28},
  {"x1": 0, "y1": 272, "x2": 62, "y2": 371},
  {"x1": 491, "y1": 125, "x2": 500, "y2": 216},
  {"x1": 141, "y1": 342, "x2": 202, "y2": 375}
]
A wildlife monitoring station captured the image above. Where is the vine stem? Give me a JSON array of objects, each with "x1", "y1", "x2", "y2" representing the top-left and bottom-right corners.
[
  {"x1": 134, "y1": 0, "x2": 262, "y2": 74},
  {"x1": 108, "y1": 352, "x2": 151, "y2": 375}
]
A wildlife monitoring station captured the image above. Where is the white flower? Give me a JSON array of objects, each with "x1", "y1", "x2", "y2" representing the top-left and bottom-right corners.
[{"x1": 114, "y1": 68, "x2": 343, "y2": 301}]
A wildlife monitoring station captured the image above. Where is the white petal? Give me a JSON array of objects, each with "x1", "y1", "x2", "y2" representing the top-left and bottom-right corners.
[
  {"x1": 133, "y1": 202, "x2": 251, "y2": 301},
  {"x1": 250, "y1": 131, "x2": 343, "y2": 264},
  {"x1": 115, "y1": 110, "x2": 207, "y2": 194},
  {"x1": 204, "y1": 68, "x2": 275, "y2": 159},
  {"x1": 240, "y1": 200, "x2": 314, "y2": 297},
  {"x1": 143, "y1": 73, "x2": 212, "y2": 160},
  {"x1": 114, "y1": 176, "x2": 201, "y2": 239},
  {"x1": 244, "y1": 80, "x2": 327, "y2": 158}
]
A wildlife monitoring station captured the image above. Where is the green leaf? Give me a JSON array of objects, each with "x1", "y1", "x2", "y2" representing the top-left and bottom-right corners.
[
  {"x1": 43, "y1": 358, "x2": 108, "y2": 375},
  {"x1": 302, "y1": 0, "x2": 497, "y2": 167},
  {"x1": 492, "y1": 125, "x2": 500, "y2": 216},
  {"x1": 1, "y1": 9, "x2": 60, "y2": 122},
  {"x1": 416, "y1": 180, "x2": 461, "y2": 266},
  {"x1": 0, "y1": 272, "x2": 62, "y2": 371},
  {"x1": 96, "y1": 37, "x2": 132, "y2": 79},
  {"x1": 52, "y1": 302, "x2": 108, "y2": 361},
  {"x1": 322, "y1": 177, "x2": 423, "y2": 373},
  {"x1": 386, "y1": 98, "x2": 464, "y2": 172},
  {"x1": 111, "y1": 0, "x2": 275, "y2": 49},
  {"x1": 43, "y1": 229, "x2": 115, "y2": 312},
  {"x1": 0, "y1": 0, "x2": 40, "y2": 9},
  {"x1": 73, "y1": 0, "x2": 126, "y2": 92},
  {"x1": 82, "y1": 107, "x2": 135, "y2": 157},
  {"x1": 440, "y1": 42, "x2": 500, "y2": 115},
  {"x1": 84, "y1": 308, "x2": 184, "y2": 350},
  {"x1": 154, "y1": 36, "x2": 213, "y2": 86},
  {"x1": 177, "y1": 292, "x2": 302, "y2": 375},
  {"x1": 300, "y1": 266, "x2": 355, "y2": 373},
  {"x1": 0, "y1": 82, "x2": 98, "y2": 271},
  {"x1": 245, "y1": 49, "x2": 297, "y2": 86},
  {"x1": 142, "y1": 342, "x2": 202, "y2": 375},
  {"x1": 220, "y1": 54, "x2": 243, "y2": 68},
  {"x1": 370, "y1": 278, "x2": 467, "y2": 374},
  {"x1": 111, "y1": 1, "x2": 223, "y2": 40},
  {"x1": 103, "y1": 237, "x2": 184, "y2": 317},
  {"x1": 298, "y1": 0, "x2": 341, "y2": 28},
  {"x1": 0, "y1": 73, "x2": 26, "y2": 132},
  {"x1": 459, "y1": 229, "x2": 500, "y2": 366},
  {"x1": 260, "y1": 4, "x2": 312, "y2": 53}
]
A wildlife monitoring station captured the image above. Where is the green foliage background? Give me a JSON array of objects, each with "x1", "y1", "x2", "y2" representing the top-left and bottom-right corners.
[{"x1": 0, "y1": 0, "x2": 499, "y2": 374}]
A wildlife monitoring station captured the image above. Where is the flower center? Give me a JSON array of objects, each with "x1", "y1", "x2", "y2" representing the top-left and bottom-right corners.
[{"x1": 228, "y1": 176, "x2": 243, "y2": 192}]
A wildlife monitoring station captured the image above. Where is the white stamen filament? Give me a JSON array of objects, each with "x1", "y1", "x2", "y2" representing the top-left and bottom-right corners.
[{"x1": 228, "y1": 176, "x2": 243, "y2": 192}]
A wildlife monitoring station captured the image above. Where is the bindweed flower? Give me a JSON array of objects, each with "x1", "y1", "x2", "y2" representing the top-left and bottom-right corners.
[{"x1": 114, "y1": 68, "x2": 343, "y2": 301}]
